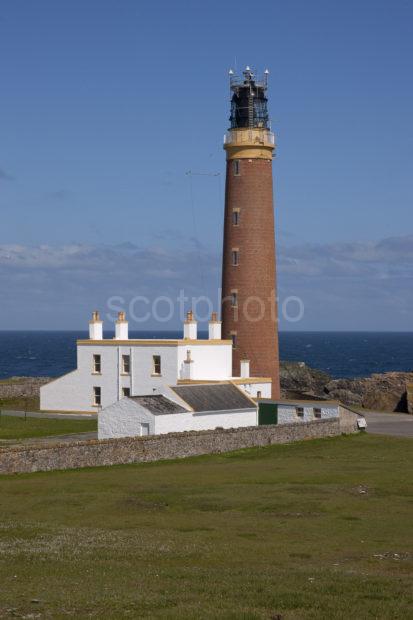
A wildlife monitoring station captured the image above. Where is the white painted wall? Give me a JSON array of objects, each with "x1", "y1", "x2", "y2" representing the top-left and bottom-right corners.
[
  {"x1": 239, "y1": 382, "x2": 271, "y2": 399},
  {"x1": 177, "y1": 344, "x2": 232, "y2": 380},
  {"x1": 41, "y1": 344, "x2": 122, "y2": 412},
  {"x1": 155, "y1": 408, "x2": 257, "y2": 435},
  {"x1": 41, "y1": 343, "x2": 179, "y2": 412},
  {"x1": 130, "y1": 345, "x2": 178, "y2": 394},
  {"x1": 99, "y1": 398, "x2": 155, "y2": 439},
  {"x1": 40, "y1": 370, "x2": 91, "y2": 412},
  {"x1": 277, "y1": 404, "x2": 338, "y2": 425}
]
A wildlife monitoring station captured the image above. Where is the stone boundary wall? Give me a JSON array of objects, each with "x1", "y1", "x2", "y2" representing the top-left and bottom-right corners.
[
  {"x1": 407, "y1": 384, "x2": 413, "y2": 415},
  {"x1": 339, "y1": 405, "x2": 364, "y2": 434},
  {"x1": 0, "y1": 418, "x2": 341, "y2": 475},
  {"x1": 0, "y1": 378, "x2": 50, "y2": 399}
]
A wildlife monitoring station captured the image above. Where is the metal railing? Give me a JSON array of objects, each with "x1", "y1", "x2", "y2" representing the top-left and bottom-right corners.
[{"x1": 223, "y1": 129, "x2": 275, "y2": 147}]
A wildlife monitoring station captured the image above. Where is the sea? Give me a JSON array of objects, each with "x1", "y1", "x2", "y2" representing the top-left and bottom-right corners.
[{"x1": 0, "y1": 331, "x2": 412, "y2": 381}]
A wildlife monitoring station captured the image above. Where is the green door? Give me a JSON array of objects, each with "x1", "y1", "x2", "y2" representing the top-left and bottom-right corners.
[{"x1": 258, "y1": 403, "x2": 278, "y2": 425}]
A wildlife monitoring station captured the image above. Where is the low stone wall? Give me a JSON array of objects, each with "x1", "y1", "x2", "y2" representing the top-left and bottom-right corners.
[
  {"x1": 407, "y1": 384, "x2": 413, "y2": 415},
  {"x1": 0, "y1": 418, "x2": 340, "y2": 475},
  {"x1": 0, "y1": 377, "x2": 50, "y2": 399},
  {"x1": 339, "y1": 405, "x2": 363, "y2": 434}
]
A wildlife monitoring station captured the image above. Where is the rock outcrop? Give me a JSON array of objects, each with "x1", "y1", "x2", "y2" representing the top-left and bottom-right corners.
[
  {"x1": 280, "y1": 362, "x2": 413, "y2": 413},
  {"x1": 280, "y1": 361, "x2": 330, "y2": 399},
  {"x1": 323, "y1": 372, "x2": 413, "y2": 412}
]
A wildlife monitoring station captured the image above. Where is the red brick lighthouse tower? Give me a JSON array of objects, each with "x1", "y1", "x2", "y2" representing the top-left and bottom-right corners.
[{"x1": 221, "y1": 66, "x2": 280, "y2": 398}]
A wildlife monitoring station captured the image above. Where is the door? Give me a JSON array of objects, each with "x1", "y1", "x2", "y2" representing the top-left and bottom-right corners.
[
  {"x1": 258, "y1": 403, "x2": 278, "y2": 425},
  {"x1": 140, "y1": 423, "x2": 150, "y2": 436}
]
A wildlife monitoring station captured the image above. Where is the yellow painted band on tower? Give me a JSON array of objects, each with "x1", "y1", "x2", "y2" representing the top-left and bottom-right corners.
[{"x1": 224, "y1": 128, "x2": 275, "y2": 160}]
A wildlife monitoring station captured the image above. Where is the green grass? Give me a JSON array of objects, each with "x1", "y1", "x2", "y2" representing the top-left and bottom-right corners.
[
  {"x1": 0, "y1": 414, "x2": 97, "y2": 441},
  {"x1": 0, "y1": 434, "x2": 412, "y2": 618},
  {"x1": 0, "y1": 395, "x2": 40, "y2": 412}
]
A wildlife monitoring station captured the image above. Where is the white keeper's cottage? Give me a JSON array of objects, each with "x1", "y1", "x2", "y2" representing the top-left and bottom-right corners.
[{"x1": 40, "y1": 310, "x2": 272, "y2": 413}]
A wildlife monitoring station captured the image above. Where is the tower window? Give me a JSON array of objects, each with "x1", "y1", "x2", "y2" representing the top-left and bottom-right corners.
[
  {"x1": 230, "y1": 332, "x2": 237, "y2": 348},
  {"x1": 122, "y1": 354, "x2": 130, "y2": 374},
  {"x1": 232, "y1": 210, "x2": 240, "y2": 226},
  {"x1": 231, "y1": 291, "x2": 238, "y2": 307},
  {"x1": 93, "y1": 386, "x2": 101, "y2": 406},
  {"x1": 92, "y1": 354, "x2": 101, "y2": 374},
  {"x1": 233, "y1": 160, "x2": 240, "y2": 176},
  {"x1": 232, "y1": 250, "x2": 239, "y2": 266},
  {"x1": 152, "y1": 355, "x2": 161, "y2": 376}
]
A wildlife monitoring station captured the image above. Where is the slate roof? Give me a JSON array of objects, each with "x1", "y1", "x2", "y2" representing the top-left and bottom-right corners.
[
  {"x1": 171, "y1": 383, "x2": 254, "y2": 412},
  {"x1": 130, "y1": 395, "x2": 188, "y2": 415}
]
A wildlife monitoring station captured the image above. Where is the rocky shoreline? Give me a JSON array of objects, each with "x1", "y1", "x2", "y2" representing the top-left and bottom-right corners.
[
  {"x1": 281, "y1": 362, "x2": 413, "y2": 413},
  {"x1": 1, "y1": 365, "x2": 412, "y2": 413}
]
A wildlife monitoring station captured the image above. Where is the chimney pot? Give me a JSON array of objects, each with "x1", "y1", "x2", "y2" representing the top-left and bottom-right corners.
[
  {"x1": 240, "y1": 359, "x2": 250, "y2": 379},
  {"x1": 89, "y1": 310, "x2": 103, "y2": 340},
  {"x1": 183, "y1": 310, "x2": 197, "y2": 339},
  {"x1": 115, "y1": 311, "x2": 128, "y2": 340},
  {"x1": 208, "y1": 311, "x2": 222, "y2": 340}
]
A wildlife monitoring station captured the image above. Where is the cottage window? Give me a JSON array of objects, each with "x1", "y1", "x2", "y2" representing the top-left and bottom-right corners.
[
  {"x1": 93, "y1": 354, "x2": 101, "y2": 374},
  {"x1": 122, "y1": 354, "x2": 131, "y2": 374},
  {"x1": 296, "y1": 407, "x2": 304, "y2": 418},
  {"x1": 153, "y1": 355, "x2": 161, "y2": 376},
  {"x1": 93, "y1": 386, "x2": 101, "y2": 406},
  {"x1": 314, "y1": 408, "x2": 322, "y2": 418},
  {"x1": 257, "y1": 391, "x2": 262, "y2": 399},
  {"x1": 122, "y1": 387, "x2": 130, "y2": 397}
]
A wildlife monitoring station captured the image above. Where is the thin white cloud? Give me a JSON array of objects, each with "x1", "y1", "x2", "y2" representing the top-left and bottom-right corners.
[{"x1": 0, "y1": 235, "x2": 411, "y2": 329}]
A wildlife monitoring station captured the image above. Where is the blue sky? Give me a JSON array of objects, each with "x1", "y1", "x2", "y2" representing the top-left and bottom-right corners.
[{"x1": 0, "y1": 0, "x2": 412, "y2": 330}]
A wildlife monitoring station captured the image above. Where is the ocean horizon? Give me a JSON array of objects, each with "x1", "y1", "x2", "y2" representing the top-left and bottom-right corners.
[{"x1": 0, "y1": 330, "x2": 412, "y2": 381}]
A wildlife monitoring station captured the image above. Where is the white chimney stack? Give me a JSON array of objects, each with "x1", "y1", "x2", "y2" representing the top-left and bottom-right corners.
[
  {"x1": 240, "y1": 359, "x2": 250, "y2": 379},
  {"x1": 183, "y1": 310, "x2": 197, "y2": 340},
  {"x1": 208, "y1": 312, "x2": 222, "y2": 340},
  {"x1": 182, "y1": 349, "x2": 194, "y2": 380},
  {"x1": 89, "y1": 311, "x2": 103, "y2": 340},
  {"x1": 115, "y1": 311, "x2": 129, "y2": 340}
]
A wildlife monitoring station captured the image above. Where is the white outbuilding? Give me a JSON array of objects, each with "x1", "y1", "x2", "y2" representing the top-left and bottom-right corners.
[
  {"x1": 257, "y1": 398, "x2": 340, "y2": 426},
  {"x1": 98, "y1": 383, "x2": 258, "y2": 439}
]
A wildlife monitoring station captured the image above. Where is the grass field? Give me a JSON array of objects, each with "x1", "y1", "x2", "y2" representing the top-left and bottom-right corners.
[
  {"x1": 0, "y1": 395, "x2": 40, "y2": 412},
  {"x1": 0, "y1": 414, "x2": 97, "y2": 441},
  {"x1": 0, "y1": 434, "x2": 411, "y2": 619}
]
